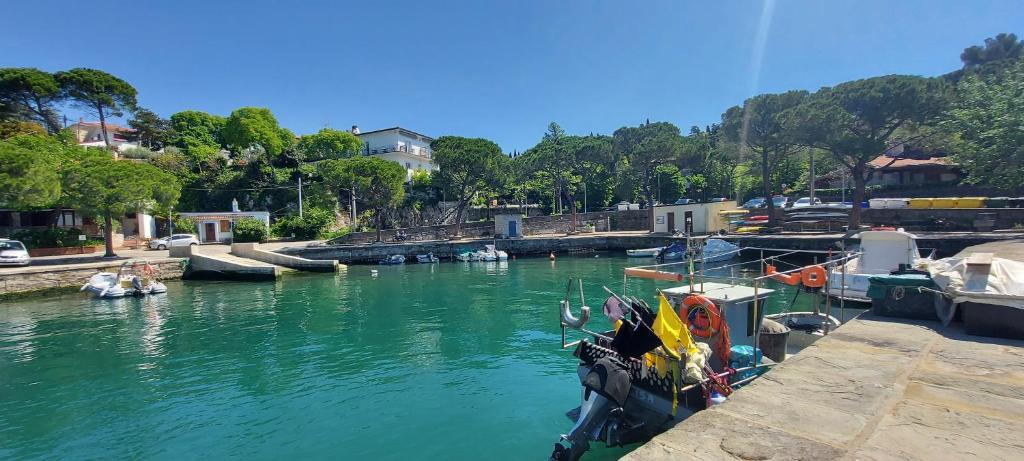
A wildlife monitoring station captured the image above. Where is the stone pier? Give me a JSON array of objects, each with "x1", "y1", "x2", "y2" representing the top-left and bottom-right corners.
[{"x1": 622, "y1": 315, "x2": 1024, "y2": 460}]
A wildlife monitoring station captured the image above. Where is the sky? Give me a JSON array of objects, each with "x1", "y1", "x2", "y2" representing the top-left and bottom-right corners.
[{"x1": 2, "y1": 0, "x2": 1022, "y2": 152}]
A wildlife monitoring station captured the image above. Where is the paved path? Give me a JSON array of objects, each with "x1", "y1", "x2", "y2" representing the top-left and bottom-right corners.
[
  {"x1": 0, "y1": 248, "x2": 170, "y2": 274},
  {"x1": 622, "y1": 315, "x2": 1024, "y2": 460}
]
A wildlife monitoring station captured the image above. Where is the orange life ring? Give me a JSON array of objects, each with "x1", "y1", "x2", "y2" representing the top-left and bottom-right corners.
[
  {"x1": 800, "y1": 265, "x2": 827, "y2": 288},
  {"x1": 143, "y1": 263, "x2": 155, "y2": 276},
  {"x1": 680, "y1": 295, "x2": 722, "y2": 339},
  {"x1": 766, "y1": 264, "x2": 801, "y2": 285}
]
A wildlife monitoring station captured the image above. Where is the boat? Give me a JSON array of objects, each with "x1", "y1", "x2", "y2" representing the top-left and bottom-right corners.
[
  {"x1": 548, "y1": 266, "x2": 793, "y2": 460},
  {"x1": 81, "y1": 262, "x2": 167, "y2": 299},
  {"x1": 455, "y1": 251, "x2": 480, "y2": 262},
  {"x1": 657, "y1": 241, "x2": 688, "y2": 260},
  {"x1": 626, "y1": 247, "x2": 663, "y2": 257},
  {"x1": 475, "y1": 244, "x2": 508, "y2": 262},
  {"x1": 700, "y1": 238, "x2": 740, "y2": 263},
  {"x1": 379, "y1": 254, "x2": 406, "y2": 265},
  {"x1": 416, "y1": 253, "x2": 439, "y2": 263},
  {"x1": 764, "y1": 311, "x2": 841, "y2": 351},
  {"x1": 826, "y1": 229, "x2": 931, "y2": 303}
]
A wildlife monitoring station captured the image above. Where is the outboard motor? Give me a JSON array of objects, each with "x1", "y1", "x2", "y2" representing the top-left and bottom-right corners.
[
  {"x1": 131, "y1": 276, "x2": 144, "y2": 296},
  {"x1": 550, "y1": 356, "x2": 631, "y2": 461}
]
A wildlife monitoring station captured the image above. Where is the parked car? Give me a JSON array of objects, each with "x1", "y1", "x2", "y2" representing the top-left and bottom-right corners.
[
  {"x1": 792, "y1": 197, "x2": 823, "y2": 208},
  {"x1": 708, "y1": 197, "x2": 729, "y2": 202},
  {"x1": 740, "y1": 197, "x2": 766, "y2": 209},
  {"x1": 772, "y1": 196, "x2": 790, "y2": 208},
  {"x1": 673, "y1": 198, "x2": 697, "y2": 205},
  {"x1": 149, "y1": 234, "x2": 200, "y2": 250},
  {"x1": 0, "y1": 239, "x2": 30, "y2": 266}
]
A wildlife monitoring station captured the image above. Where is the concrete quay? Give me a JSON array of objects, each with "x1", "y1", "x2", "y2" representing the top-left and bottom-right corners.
[{"x1": 622, "y1": 315, "x2": 1024, "y2": 461}]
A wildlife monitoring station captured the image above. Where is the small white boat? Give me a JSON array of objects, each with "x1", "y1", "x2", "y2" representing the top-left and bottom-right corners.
[
  {"x1": 416, "y1": 253, "x2": 439, "y2": 263},
  {"x1": 826, "y1": 229, "x2": 931, "y2": 303},
  {"x1": 455, "y1": 251, "x2": 480, "y2": 262},
  {"x1": 626, "y1": 247, "x2": 663, "y2": 257},
  {"x1": 81, "y1": 262, "x2": 167, "y2": 299},
  {"x1": 700, "y1": 238, "x2": 740, "y2": 263},
  {"x1": 379, "y1": 254, "x2": 406, "y2": 265},
  {"x1": 474, "y1": 245, "x2": 507, "y2": 262}
]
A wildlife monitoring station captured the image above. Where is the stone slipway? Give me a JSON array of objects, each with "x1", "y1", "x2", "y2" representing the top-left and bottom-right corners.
[
  {"x1": 230, "y1": 243, "x2": 339, "y2": 272},
  {"x1": 622, "y1": 315, "x2": 1024, "y2": 460}
]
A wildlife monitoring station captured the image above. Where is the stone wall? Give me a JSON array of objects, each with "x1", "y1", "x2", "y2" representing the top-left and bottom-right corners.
[
  {"x1": 0, "y1": 258, "x2": 186, "y2": 299},
  {"x1": 328, "y1": 210, "x2": 650, "y2": 244}
]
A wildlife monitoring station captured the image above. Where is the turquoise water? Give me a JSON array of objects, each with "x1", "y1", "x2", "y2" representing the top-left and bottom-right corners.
[{"x1": 0, "y1": 255, "x2": 827, "y2": 460}]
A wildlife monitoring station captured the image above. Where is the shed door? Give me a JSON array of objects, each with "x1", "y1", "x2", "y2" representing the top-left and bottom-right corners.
[
  {"x1": 667, "y1": 212, "x2": 676, "y2": 233},
  {"x1": 508, "y1": 220, "x2": 518, "y2": 237},
  {"x1": 204, "y1": 222, "x2": 217, "y2": 242}
]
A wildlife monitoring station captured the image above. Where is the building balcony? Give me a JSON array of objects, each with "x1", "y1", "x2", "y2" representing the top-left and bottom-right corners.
[{"x1": 368, "y1": 143, "x2": 432, "y2": 158}]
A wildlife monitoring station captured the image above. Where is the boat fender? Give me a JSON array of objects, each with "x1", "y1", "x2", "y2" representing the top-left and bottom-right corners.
[
  {"x1": 681, "y1": 295, "x2": 721, "y2": 338},
  {"x1": 800, "y1": 265, "x2": 827, "y2": 288},
  {"x1": 99, "y1": 287, "x2": 109, "y2": 298},
  {"x1": 80, "y1": 282, "x2": 90, "y2": 291},
  {"x1": 560, "y1": 300, "x2": 590, "y2": 329}
]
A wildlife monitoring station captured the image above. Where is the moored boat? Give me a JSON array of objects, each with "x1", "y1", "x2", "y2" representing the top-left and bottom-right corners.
[
  {"x1": 81, "y1": 262, "x2": 167, "y2": 299},
  {"x1": 826, "y1": 229, "x2": 931, "y2": 303},
  {"x1": 415, "y1": 253, "x2": 439, "y2": 263},
  {"x1": 626, "y1": 247, "x2": 663, "y2": 257},
  {"x1": 379, "y1": 254, "x2": 406, "y2": 265}
]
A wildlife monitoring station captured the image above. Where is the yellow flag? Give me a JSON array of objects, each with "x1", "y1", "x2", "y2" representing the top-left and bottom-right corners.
[{"x1": 651, "y1": 292, "x2": 700, "y2": 358}]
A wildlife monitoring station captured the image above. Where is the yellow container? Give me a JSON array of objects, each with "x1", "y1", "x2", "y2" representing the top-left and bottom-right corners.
[
  {"x1": 908, "y1": 198, "x2": 933, "y2": 209},
  {"x1": 932, "y1": 197, "x2": 956, "y2": 208},
  {"x1": 955, "y1": 197, "x2": 986, "y2": 208}
]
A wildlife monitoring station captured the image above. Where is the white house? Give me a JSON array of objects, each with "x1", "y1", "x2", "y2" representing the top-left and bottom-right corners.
[
  {"x1": 652, "y1": 201, "x2": 737, "y2": 234},
  {"x1": 352, "y1": 126, "x2": 434, "y2": 181},
  {"x1": 178, "y1": 199, "x2": 270, "y2": 243},
  {"x1": 68, "y1": 121, "x2": 140, "y2": 153}
]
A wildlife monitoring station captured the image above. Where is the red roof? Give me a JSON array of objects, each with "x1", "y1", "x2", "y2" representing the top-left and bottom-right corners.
[{"x1": 868, "y1": 155, "x2": 949, "y2": 169}]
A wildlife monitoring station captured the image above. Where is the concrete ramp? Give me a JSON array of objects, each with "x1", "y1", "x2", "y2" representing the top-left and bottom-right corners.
[
  {"x1": 172, "y1": 244, "x2": 281, "y2": 280},
  {"x1": 230, "y1": 243, "x2": 339, "y2": 272}
]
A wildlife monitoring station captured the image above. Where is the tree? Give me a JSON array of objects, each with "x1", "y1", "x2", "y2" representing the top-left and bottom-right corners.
[
  {"x1": 613, "y1": 121, "x2": 684, "y2": 232},
  {"x1": 65, "y1": 152, "x2": 180, "y2": 257},
  {"x1": 786, "y1": 75, "x2": 950, "y2": 227},
  {"x1": 431, "y1": 136, "x2": 507, "y2": 236},
  {"x1": 169, "y1": 110, "x2": 226, "y2": 171},
  {"x1": 0, "y1": 136, "x2": 62, "y2": 209},
  {"x1": 55, "y1": 69, "x2": 137, "y2": 149},
  {"x1": 521, "y1": 131, "x2": 613, "y2": 230},
  {"x1": 961, "y1": 33, "x2": 1022, "y2": 69},
  {"x1": 127, "y1": 107, "x2": 171, "y2": 149},
  {"x1": 221, "y1": 107, "x2": 295, "y2": 160},
  {"x1": 0, "y1": 68, "x2": 63, "y2": 133},
  {"x1": 318, "y1": 156, "x2": 405, "y2": 241},
  {"x1": 0, "y1": 120, "x2": 47, "y2": 139},
  {"x1": 945, "y1": 59, "x2": 1024, "y2": 191},
  {"x1": 721, "y1": 91, "x2": 807, "y2": 227},
  {"x1": 296, "y1": 128, "x2": 362, "y2": 161}
]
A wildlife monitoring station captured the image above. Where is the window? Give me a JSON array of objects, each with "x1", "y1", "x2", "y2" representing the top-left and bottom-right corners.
[{"x1": 219, "y1": 220, "x2": 231, "y2": 232}]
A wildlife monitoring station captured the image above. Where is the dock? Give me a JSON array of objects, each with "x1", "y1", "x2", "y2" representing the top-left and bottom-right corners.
[
  {"x1": 175, "y1": 243, "x2": 340, "y2": 280},
  {"x1": 622, "y1": 314, "x2": 1024, "y2": 460}
]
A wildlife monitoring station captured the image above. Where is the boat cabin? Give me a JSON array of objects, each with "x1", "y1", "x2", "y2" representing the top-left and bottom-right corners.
[
  {"x1": 857, "y1": 230, "x2": 922, "y2": 273},
  {"x1": 661, "y1": 281, "x2": 775, "y2": 365}
]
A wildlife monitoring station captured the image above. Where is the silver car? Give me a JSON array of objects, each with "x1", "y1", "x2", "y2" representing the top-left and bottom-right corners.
[
  {"x1": 0, "y1": 239, "x2": 30, "y2": 266},
  {"x1": 149, "y1": 234, "x2": 200, "y2": 250}
]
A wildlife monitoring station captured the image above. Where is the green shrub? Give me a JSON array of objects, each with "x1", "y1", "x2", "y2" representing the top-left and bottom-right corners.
[
  {"x1": 320, "y1": 227, "x2": 352, "y2": 242},
  {"x1": 9, "y1": 227, "x2": 102, "y2": 249},
  {"x1": 271, "y1": 208, "x2": 335, "y2": 240},
  {"x1": 120, "y1": 146, "x2": 156, "y2": 160},
  {"x1": 233, "y1": 217, "x2": 268, "y2": 243},
  {"x1": 172, "y1": 215, "x2": 198, "y2": 234}
]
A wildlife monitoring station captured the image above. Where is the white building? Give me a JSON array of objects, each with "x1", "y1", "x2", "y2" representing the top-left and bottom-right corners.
[
  {"x1": 178, "y1": 199, "x2": 270, "y2": 243},
  {"x1": 352, "y1": 126, "x2": 434, "y2": 181},
  {"x1": 67, "y1": 121, "x2": 141, "y2": 153}
]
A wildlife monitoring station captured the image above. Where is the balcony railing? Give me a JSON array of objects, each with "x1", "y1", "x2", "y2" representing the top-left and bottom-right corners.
[{"x1": 368, "y1": 143, "x2": 432, "y2": 158}]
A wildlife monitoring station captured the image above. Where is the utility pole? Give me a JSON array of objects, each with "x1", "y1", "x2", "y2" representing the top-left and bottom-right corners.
[
  {"x1": 583, "y1": 182, "x2": 587, "y2": 213},
  {"x1": 809, "y1": 150, "x2": 816, "y2": 202},
  {"x1": 298, "y1": 176, "x2": 304, "y2": 218}
]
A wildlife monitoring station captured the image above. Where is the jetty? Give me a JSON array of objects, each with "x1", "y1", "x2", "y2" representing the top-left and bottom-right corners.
[
  {"x1": 622, "y1": 314, "x2": 1024, "y2": 460},
  {"x1": 174, "y1": 244, "x2": 340, "y2": 280}
]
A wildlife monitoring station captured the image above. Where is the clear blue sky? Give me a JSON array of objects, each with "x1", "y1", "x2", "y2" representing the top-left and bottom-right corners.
[{"x1": 2, "y1": 0, "x2": 1021, "y2": 151}]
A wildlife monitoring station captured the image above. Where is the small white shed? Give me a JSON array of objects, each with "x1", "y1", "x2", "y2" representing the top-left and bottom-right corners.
[{"x1": 495, "y1": 213, "x2": 525, "y2": 238}]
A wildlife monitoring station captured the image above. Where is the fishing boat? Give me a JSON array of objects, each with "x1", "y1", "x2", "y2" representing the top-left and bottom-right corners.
[
  {"x1": 626, "y1": 247, "x2": 663, "y2": 258},
  {"x1": 657, "y1": 242, "x2": 687, "y2": 260},
  {"x1": 81, "y1": 262, "x2": 167, "y2": 299},
  {"x1": 826, "y1": 229, "x2": 931, "y2": 303},
  {"x1": 415, "y1": 253, "x2": 439, "y2": 263},
  {"x1": 547, "y1": 247, "x2": 861, "y2": 460},
  {"x1": 379, "y1": 254, "x2": 406, "y2": 265}
]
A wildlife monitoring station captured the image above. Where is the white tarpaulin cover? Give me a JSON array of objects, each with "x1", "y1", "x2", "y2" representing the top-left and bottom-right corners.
[{"x1": 923, "y1": 256, "x2": 1024, "y2": 324}]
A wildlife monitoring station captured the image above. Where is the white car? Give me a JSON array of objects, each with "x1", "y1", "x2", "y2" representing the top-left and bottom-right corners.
[
  {"x1": 792, "y1": 197, "x2": 823, "y2": 208},
  {"x1": 0, "y1": 239, "x2": 30, "y2": 266},
  {"x1": 149, "y1": 234, "x2": 200, "y2": 250}
]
